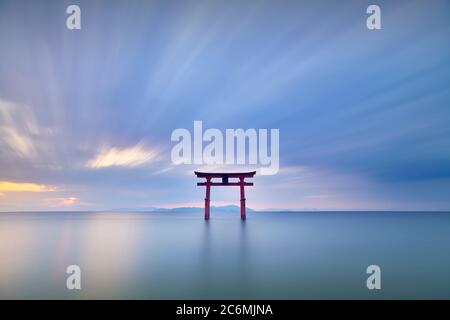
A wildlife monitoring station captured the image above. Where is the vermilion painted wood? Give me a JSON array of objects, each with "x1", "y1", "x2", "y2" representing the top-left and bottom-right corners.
[
  {"x1": 197, "y1": 182, "x2": 254, "y2": 186},
  {"x1": 194, "y1": 171, "x2": 256, "y2": 178},
  {"x1": 194, "y1": 171, "x2": 256, "y2": 220}
]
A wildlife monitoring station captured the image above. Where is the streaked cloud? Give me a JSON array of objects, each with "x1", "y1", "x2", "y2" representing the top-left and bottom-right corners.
[
  {"x1": 45, "y1": 197, "x2": 79, "y2": 207},
  {"x1": 1, "y1": 127, "x2": 35, "y2": 159},
  {"x1": 86, "y1": 142, "x2": 159, "y2": 169},
  {"x1": 0, "y1": 1, "x2": 449, "y2": 210},
  {"x1": 0, "y1": 99, "x2": 39, "y2": 159},
  {"x1": 60, "y1": 197, "x2": 78, "y2": 205},
  {"x1": 0, "y1": 181, "x2": 55, "y2": 193}
]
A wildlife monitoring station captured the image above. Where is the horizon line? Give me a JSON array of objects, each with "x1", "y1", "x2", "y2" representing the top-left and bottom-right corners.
[{"x1": 1, "y1": 209, "x2": 450, "y2": 213}]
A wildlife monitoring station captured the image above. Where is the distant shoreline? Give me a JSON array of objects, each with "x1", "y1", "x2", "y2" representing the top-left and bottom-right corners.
[{"x1": 1, "y1": 210, "x2": 450, "y2": 214}]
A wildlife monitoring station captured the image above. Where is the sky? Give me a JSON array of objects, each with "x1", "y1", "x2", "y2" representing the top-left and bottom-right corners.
[{"x1": 0, "y1": 0, "x2": 449, "y2": 211}]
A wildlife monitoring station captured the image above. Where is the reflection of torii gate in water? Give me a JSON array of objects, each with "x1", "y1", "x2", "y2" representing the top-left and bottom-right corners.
[{"x1": 194, "y1": 171, "x2": 256, "y2": 220}]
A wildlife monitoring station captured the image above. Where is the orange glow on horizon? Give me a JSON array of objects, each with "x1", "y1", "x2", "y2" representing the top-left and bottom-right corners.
[{"x1": 0, "y1": 181, "x2": 54, "y2": 193}]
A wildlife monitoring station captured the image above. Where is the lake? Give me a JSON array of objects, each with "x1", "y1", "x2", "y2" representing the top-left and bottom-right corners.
[{"x1": 0, "y1": 211, "x2": 449, "y2": 299}]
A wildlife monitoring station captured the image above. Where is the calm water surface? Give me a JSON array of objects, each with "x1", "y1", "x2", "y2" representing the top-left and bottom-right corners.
[{"x1": 0, "y1": 211, "x2": 449, "y2": 299}]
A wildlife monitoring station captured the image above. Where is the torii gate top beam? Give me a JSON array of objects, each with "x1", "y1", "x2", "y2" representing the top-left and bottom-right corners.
[{"x1": 194, "y1": 171, "x2": 256, "y2": 178}]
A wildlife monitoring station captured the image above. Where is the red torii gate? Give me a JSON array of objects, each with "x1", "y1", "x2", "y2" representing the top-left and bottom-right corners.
[{"x1": 194, "y1": 171, "x2": 256, "y2": 220}]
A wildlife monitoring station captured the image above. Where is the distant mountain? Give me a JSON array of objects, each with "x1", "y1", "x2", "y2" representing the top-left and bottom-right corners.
[
  {"x1": 169, "y1": 205, "x2": 254, "y2": 213},
  {"x1": 109, "y1": 205, "x2": 254, "y2": 213}
]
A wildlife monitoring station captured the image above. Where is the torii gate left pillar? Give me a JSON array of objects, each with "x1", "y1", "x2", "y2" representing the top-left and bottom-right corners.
[
  {"x1": 204, "y1": 177, "x2": 211, "y2": 220},
  {"x1": 195, "y1": 171, "x2": 256, "y2": 220}
]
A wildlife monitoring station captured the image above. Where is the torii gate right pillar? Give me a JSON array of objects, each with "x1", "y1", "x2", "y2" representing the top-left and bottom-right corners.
[
  {"x1": 239, "y1": 177, "x2": 246, "y2": 220},
  {"x1": 205, "y1": 177, "x2": 211, "y2": 220}
]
